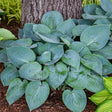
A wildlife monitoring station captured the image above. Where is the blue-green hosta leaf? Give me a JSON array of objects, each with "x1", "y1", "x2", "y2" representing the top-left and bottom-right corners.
[
  {"x1": 0, "y1": 49, "x2": 8, "y2": 63},
  {"x1": 78, "y1": 19, "x2": 94, "y2": 25},
  {"x1": 69, "y1": 42, "x2": 91, "y2": 57},
  {"x1": 56, "y1": 19, "x2": 75, "y2": 37},
  {"x1": 18, "y1": 28, "x2": 23, "y2": 39},
  {"x1": 82, "y1": 14, "x2": 107, "y2": 20},
  {"x1": 25, "y1": 81, "x2": 49, "y2": 111},
  {"x1": 1, "y1": 65, "x2": 19, "y2": 86},
  {"x1": 45, "y1": 45, "x2": 64, "y2": 65},
  {"x1": 65, "y1": 66, "x2": 89, "y2": 89},
  {"x1": 33, "y1": 24, "x2": 51, "y2": 34},
  {"x1": 72, "y1": 25, "x2": 90, "y2": 38},
  {"x1": 62, "y1": 89, "x2": 87, "y2": 112},
  {"x1": 19, "y1": 62, "x2": 42, "y2": 81},
  {"x1": 105, "y1": 10, "x2": 112, "y2": 17},
  {"x1": 7, "y1": 46, "x2": 36, "y2": 67},
  {"x1": 83, "y1": 4, "x2": 101, "y2": 15},
  {"x1": 47, "y1": 62, "x2": 68, "y2": 89},
  {"x1": 96, "y1": 100, "x2": 112, "y2": 112},
  {"x1": 41, "y1": 11, "x2": 63, "y2": 29},
  {"x1": 6, "y1": 78, "x2": 28, "y2": 105},
  {"x1": 61, "y1": 50, "x2": 80, "y2": 70},
  {"x1": 80, "y1": 25, "x2": 110, "y2": 51},
  {"x1": 100, "y1": 0, "x2": 112, "y2": 12},
  {"x1": 81, "y1": 54, "x2": 102, "y2": 75},
  {"x1": 0, "y1": 40, "x2": 14, "y2": 48},
  {"x1": 94, "y1": 54, "x2": 112, "y2": 75},
  {"x1": 0, "y1": 28, "x2": 17, "y2": 40},
  {"x1": 94, "y1": 42, "x2": 112, "y2": 59},
  {"x1": 23, "y1": 23, "x2": 40, "y2": 41},
  {"x1": 96, "y1": 7, "x2": 106, "y2": 15},
  {"x1": 37, "y1": 51, "x2": 51, "y2": 64},
  {"x1": 89, "y1": 89, "x2": 112, "y2": 105},
  {"x1": 94, "y1": 18, "x2": 111, "y2": 25},
  {"x1": 34, "y1": 32, "x2": 60, "y2": 44},
  {"x1": 9, "y1": 38, "x2": 32, "y2": 47},
  {"x1": 86, "y1": 72, "x2": 104, "y2": 93}
]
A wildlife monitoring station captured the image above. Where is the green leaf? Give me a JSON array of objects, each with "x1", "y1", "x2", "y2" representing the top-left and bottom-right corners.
[
  {"x1": 103, "y1": 77, "x2": 112, "y2": 94},
  {"x1": 0, "y1": 49, "x2": 8, "y2": 63},
  {"x1": 33, "y1": 24, "x2": 51, "y2": 34},
  {"x1": 0, "y1": 28, "x2": 17, "y2": 40},
  {"x1": 35, "y1": 43, "x2": 64, "y2": 65},
  {"x1": 37, "y1": 51, "x2": 51, "y2": 64},
  {"x1": 94, "y1": 54, "x2": 112, "y2": 75},
  {"x1": 1, "y1": 65, "x2": 19, "y2": 86},
  {"x1": 94, "y1": 18, "x2": 111, "y2": 25},
  {"x1": 82, "y1": 14, "x2": 107, "y2": 20},
  {"x1": 78, "y1": 19, "x2": 94, "y2": 25},
  {"x1": 69, "y1": 42, "x2": 91, "y2": 57},
  {"x1": 9, "y1": 38, "x2": 32, "y2": 47},
  {"x1": 56, "y1": 19, "x2": 75, "y2": 37},
  {"x1": 96, "y1": 7, "x2": 106, "y2": 15},
  {"x1": 23, "y1": 23, "x2": 40, "y2": 41},
  {"x1": 19, "y1": 62, "x2": 42, "y2": 81},
  {"x1": 72, "y1": 25, "x2": 90, "y2": 38},
  {"x1": 81, "y1": 54, "x2": 102, "y2": 75},
  {"x1": 62, "y1": 89, "x2": 87, "y2": 112},
  {"x1": 47, "y1": 62, "x2": 68, "y2": 89},
  {"x1": 94, "y1": 42, "x2": 112, "y2": 59},
  {"x1": 83, "y1": 4, "x2": 101, "y2": 15},
  {"x1": 41, "y1": 11, "x2": 63, "y2": 29},
  {"x1": 65, "y1": 66, "x2": 89, "y2": 89},
  {"x1": 80, "y1": 25, "x2": 110, "y2": 51},
  {"x1": 34, "y1": 32, "x2": 60, "y2": 44},
  {"x1": 86, "y1": 72, "x2": 104, "y2": 93},
  {"x1": 96, "y1": 100, "x2": 112, "y2": 112},
  {"x1": 100, "y1": 0, "x2": 112, "y2": 12},
  {"x1": 25, "y1": 81, "x2": 49, "y2": 111},
  {"x1": 6, "y1": 78, "x2": 28, "y2": 105},
  {"x1": 61, "y1": 50, "x2": 80, "y2": 70},
  {"x1": 89, "y1": 89, "x2": 112, "y2": 105},
  {"x1": 7, "y1": 46, "x2": 36, "y2": 67},
  {"x1": 0, "y1": 40, "x2": 14, "y2": 48}
]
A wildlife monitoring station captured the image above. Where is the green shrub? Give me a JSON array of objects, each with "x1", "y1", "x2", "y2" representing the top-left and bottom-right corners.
[
  {"x1": 82, "y1": 0, "x2": 100, "y2": 6},
  {"x1": 0, "y1": 0, "x2": 21, "y2": 24}
]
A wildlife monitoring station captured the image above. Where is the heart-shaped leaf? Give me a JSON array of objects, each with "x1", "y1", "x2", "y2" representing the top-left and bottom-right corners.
[
  {"x1": 7, "y1": 46, "x2": 36, "y2": 67},
  {"x1": 6, "y1": 78, "x2": 28, "y2": 105},
  {"x1": 41, "y1": 11, "x2": 63, "y2": 29},
  {"x1": 19, "y1": 62, "x2": 42, "y2": 81},
  {"x1": 62, "y1": 89, "x2": 87, "y2": 112},
  {"x1": 62, "y1": 50, "x2": 80, "y2": 70},
  {"x1": 80, "y1": 25, "x2": 110, "y2": 51},
  {"x1": 47, "y1": 62, "x2": 68, "y2": 89},
  {"x1": 25, "y1": 81, "x2": 49, "y2": 111}
]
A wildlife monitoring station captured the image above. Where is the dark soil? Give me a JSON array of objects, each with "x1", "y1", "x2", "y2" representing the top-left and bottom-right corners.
[{"x1": 0, "y1": 20, "x2": 96, "y2": 112}]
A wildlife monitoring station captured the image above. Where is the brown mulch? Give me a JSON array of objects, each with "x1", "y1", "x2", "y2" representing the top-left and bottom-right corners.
[{"x1": 0, "y1": 20, "x2": 97, "y2": 112}]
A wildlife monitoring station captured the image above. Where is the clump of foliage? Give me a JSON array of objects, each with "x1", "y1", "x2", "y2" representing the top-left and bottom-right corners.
[
  {"x1": 82, "y1": 0, "x2": 100, "y2": 6},
  {"x1": 0, "y1": 0, "x2": 21, "y2": 24},
  {"x1": 90, "y1": 77, "x2": 112, "y2": 112},
  {"x1": 0, "y1": 0, "x2": 112, "y2": 111},
  {"x1": 0, "y1": 9, "x2": 6, "y2": 23}
]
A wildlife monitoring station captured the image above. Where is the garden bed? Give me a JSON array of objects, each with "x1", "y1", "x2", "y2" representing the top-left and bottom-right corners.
[{"x1": 0, "y1": 21, "x2": 96, "y2": 112}]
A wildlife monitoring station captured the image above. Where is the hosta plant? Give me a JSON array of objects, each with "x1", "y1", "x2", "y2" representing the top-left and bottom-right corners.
[
  {"x1": 90, "y1": 77, "x2": 112, "y2": 112},
  {"x1": 0, "y1": 0, "x2": 112, "y2": 111}
]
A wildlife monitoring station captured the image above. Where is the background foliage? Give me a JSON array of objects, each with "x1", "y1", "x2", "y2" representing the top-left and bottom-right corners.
[
  {"x1": 0, "y1": 0, "x2": 21, "y2": 24},
  {"x1": 0, "y1": 0, "x2": 100, "y2": 24}
]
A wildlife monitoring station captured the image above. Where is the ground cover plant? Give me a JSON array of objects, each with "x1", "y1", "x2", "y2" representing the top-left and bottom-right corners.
[
  {"x1": 0, "y1": 0, "x2": 112, "y2": 112},
  {"x1": 90, "y1": 77, "x2": 112, "y2": 112},
  {"x1": 0, "y1": 0, "x2": 21, "y2": 24}
]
